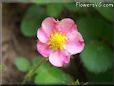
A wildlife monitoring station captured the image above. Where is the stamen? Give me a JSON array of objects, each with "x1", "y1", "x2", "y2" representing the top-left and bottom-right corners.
[{"x1": 48, "y1": 32, "x2": 67, "y2": 50}]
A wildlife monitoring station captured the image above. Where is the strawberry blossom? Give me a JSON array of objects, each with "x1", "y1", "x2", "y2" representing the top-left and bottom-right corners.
[{"x1": 37, "y1": 17, "x2": 84, "y2": 67}]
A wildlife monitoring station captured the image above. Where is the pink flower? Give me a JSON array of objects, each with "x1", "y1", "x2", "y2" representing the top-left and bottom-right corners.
[{"x1": 37, "y1": 17, "x2": 84, "y2": 67}]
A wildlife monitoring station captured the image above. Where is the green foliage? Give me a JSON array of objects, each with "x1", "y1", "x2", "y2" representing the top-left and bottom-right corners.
[
  {"x1": 34, "y1": 63, "x2": 73, "y2": 84},
  {"x1": 77, "y1": 17, "x2": 113, "y2": 73},
  {"x1": 32, "y1": 57, "x2": 73, "y2": 84},
  {"x1": 32, "y1": 57, "x2": 42, "y2": 67},
  {"x1": 95, "y1": 7, "x2": 113, "y2": 21},
  {"x1": 77, "y1": 17, "x2": 113, "y2": 44},
  {"x1": 77, "y1": 17, "x2": 101, "y2": 42},
  {"x1": 21, "y1": 5, "x2": 46, "y2": 37},
  {"x1": 88, "y1": 0, "x2": 113, "y2": 21},
  {"x1": 15, "y1": 57, "x2": 31, "y2": 72},
  {"x1": 15, "y1": 56, "x2": 73, "y2": 84},
  {"x1": 80, "y1": 41, "x2": 113, "y2": 73},
  {"x1": 87, "y1": 69, "x2": 113, "y2": 82},
  {"x1": 47, "y1": 3, "x2": 63, "y2": 17}
]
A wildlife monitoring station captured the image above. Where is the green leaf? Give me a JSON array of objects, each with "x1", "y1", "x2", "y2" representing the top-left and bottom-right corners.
[
  {"x1": 95, "y1": 7, "x2": 113, "y2": 21},
  {"x1": 32, "y1": 56, "x2": 43, "y2": 67},
  {"x1": 21, "y1": 5, "x2": 46, "y2": 37},
  {"x1": 88, "y1": 0, "x2": 113, "y2": 21},
  {"x1": 47, "y1": 3, "x2": 63, "y2": 17},
  {"x1": 80, "y1": 41, "x2": 113, "y2": 73},
  {"x1": 77, "y1": 17, "x2": 113, "y2": 44},
  {"x1": 77, "y1": 17, "x2": 100, "y2": 42},
  {"x1": 34, "y1": 63, "x2": 73, "y2": 84},
  {"x1": 87, "y1": 69, "x2": 113, "y2": 82},
  {"x1": 15, "y1": 57, "x2": 31, "y2": 72}
]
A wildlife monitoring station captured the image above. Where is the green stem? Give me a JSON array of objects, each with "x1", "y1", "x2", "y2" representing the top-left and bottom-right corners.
[{"x1": 22, "y1": 58, "x2": 47, "y2": 84}]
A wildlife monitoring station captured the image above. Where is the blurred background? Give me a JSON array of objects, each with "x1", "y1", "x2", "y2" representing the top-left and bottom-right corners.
[{"x1": 1, "y1": 1, "x2": 114, "y2": 85}]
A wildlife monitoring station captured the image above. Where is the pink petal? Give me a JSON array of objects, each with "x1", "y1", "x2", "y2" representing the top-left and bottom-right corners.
[
  {"x1": 65, "y1": 31, "x2": 84, "y2": 54},
  {"x1": 56, "y1": 18, "x2": 77, "y2": 33},
  {"x1": 49, "y1": 50, "x2": 70, "y2": 67},
  {"x1": 37, "y1": 41, "x2": 51, "y2": 57},
  {"x1": 42, "y1": 17, "x2": 56, "y2": 35},
  {"x1": 37, "y1": 28, "x2": 48, "y2": 43}
]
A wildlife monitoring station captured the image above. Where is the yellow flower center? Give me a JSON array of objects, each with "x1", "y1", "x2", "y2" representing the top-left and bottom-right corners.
[{"x1": 48, "y1": 32, "x2": 67, "y2": 50}]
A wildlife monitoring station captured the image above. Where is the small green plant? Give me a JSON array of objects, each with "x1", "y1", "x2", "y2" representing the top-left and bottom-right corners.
[{"x1": 15, "y1": 57, "x2": 74, "y2": 84}]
